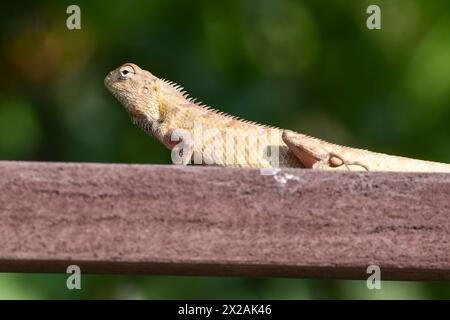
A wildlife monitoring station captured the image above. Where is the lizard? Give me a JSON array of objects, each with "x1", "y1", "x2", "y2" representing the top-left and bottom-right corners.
[{"x1": 105, "y1": 63, "x2": 450, "y2": 172}]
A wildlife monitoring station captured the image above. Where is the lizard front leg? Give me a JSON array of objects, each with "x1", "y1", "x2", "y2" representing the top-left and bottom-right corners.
[{"x1": 165, "y1": 128, "x2": 194, "y2": 165}]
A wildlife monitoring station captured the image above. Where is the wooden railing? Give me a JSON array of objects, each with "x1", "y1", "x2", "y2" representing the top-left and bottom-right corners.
[{"x1": 0, "y1": 161, "x2": 449, "y2": 280}]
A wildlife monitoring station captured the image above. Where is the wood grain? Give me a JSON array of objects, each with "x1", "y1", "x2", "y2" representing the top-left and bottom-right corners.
[{"x1": 0, "y1": 161, "x2": 449, "y2": 280}]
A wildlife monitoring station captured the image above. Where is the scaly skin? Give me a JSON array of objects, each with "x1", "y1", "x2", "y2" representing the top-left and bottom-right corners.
[
  {"x1": 105, "y1": 63, "x2": 300, "y2": 168},
  {"x1": 105, "y1": 63, "x2": 450, "y2": 172}
]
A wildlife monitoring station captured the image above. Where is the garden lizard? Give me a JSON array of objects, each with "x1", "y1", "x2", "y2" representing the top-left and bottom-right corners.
[{"x1": 105, "y1": 63, "x2": 450, "y2": 172}]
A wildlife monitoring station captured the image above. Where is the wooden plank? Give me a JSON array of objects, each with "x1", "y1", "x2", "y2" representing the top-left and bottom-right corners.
[{"x1": 0, "y1": 161, "x2": 449, "y2": 280}]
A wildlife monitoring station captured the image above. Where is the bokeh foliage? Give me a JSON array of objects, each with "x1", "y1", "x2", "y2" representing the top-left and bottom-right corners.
[{"x1": 0, "y1": 0, "x2": 449, "y2": 299}]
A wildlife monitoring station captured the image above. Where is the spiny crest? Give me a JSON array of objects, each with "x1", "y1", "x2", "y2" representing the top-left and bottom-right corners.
[{"x1": 157, "y1": 76, "x2": 280, "y2": 130}]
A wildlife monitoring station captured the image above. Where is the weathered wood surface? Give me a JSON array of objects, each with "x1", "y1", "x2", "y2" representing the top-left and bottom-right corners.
[{"x1": 0, "y1": 161, "x2": 449, "y2": 280}]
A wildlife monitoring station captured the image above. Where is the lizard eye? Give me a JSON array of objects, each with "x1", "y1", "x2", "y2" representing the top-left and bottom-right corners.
[{"x1": 119, "y1": 65, "x2": 135, "y2": 79}]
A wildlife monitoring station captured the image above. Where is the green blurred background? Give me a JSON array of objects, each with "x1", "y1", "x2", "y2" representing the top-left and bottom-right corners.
[{"x1": 0, "y1": 0, "x2": 449, "y2": 299}]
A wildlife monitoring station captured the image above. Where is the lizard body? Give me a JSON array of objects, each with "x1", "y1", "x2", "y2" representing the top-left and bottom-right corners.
[{"x1": 105, "y1": 63, "x2": 450, "y2": 172}]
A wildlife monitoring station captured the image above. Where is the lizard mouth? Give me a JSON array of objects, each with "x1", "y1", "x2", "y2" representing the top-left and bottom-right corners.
[{"x1": 104, "y1": 73, "x2": 114, "y2": 90}]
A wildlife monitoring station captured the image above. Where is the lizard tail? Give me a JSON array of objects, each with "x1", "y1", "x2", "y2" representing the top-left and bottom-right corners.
[{"x1": 282, "y1": 130, "x2": 450, "y2": 172}]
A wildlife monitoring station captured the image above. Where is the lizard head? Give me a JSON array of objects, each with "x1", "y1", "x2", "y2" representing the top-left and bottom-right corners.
[{"x1": 105, "y1": 63, "x2": 162, "y2": 122}]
